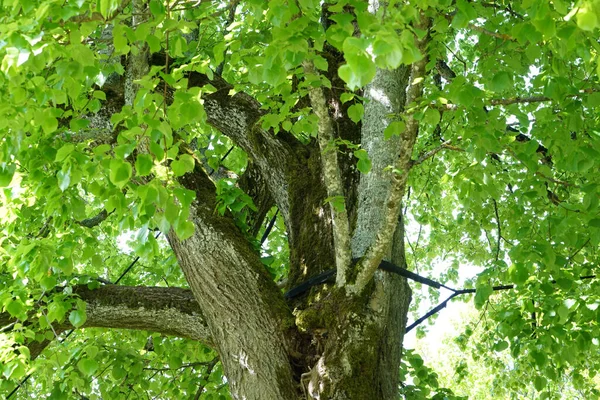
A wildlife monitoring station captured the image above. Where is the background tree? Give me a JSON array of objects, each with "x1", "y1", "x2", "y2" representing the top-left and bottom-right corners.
[{"x1": 1, "y1": 0, "x2": 600, "y2": 399}]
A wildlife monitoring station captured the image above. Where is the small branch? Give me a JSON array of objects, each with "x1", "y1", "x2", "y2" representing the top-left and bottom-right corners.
[
  {"x1": 441, "y1": 88, "x2": 600, "y2": 111},
  {"x1": 193, "y1": 358, "x2": 219, "y2": 400},
  {"x1": 412, "y1": 141, "x2": 465, "y2": 166},
  {"x1": 302, "y1": 59, "x2": 352, "y2": 282},
  {"x1": 77, "y1": 209, "x2": 110, "y2": 228},
  {"x1": 569, "y1": 238, "x2": 590, "y2": 261},
  {"x1": 143, "y1": 361, "x2": 216, "y2": 372},
  {"x1": 480, "y1": 2, "x2": 524, "y2": 19},
  {"x1": 492, "y1": 199, "x2": 501, "y2": 261},
  {"x1": 468, "y1": 24, "x2": 514, "y2": 41},
  {"x1": 535, "y1": 171, "x2": 574, "y2": 187}
]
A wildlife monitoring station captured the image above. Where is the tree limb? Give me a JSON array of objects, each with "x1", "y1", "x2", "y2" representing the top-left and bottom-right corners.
[
  {"x1": 303, "y1": 60, "x2": 352, "y2": 281},
  {"x1": 76, "y1": 209, "x2": 110, "y2": 228},
  {"x1": 352, "y1": 14, "x2": 431, "y2": 294},
  {"x1": 412, "y1": 141, "x2": 465, "y2": 166},
  {"x1": 186, "y1": 72, "x2": 298, "y2": 224},
  {"x1": 0, "y1": 285, "x2": 213, "y2": 361}
]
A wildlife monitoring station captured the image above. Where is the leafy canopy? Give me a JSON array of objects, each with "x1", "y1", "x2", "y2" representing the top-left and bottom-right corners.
[{"x1": 1, "y1": 0, "x2": 600, "y2": 398}]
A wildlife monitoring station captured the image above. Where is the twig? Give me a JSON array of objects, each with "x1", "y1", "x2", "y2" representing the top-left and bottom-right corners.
[
  {"x1": 193, "y1": 358, "x2": 219, "y2": 400},
  {"x1": 480, "y1": 2, "x2": 524, "y2": 19},
  {"x1": 468, "y1": 24, "x2": 514, "y2": 41},
  {"x1": 442, "y1": 88, "x2": 600, "y2": 111},
  {"x1": 568, "y1": 238, "x2": 590, "y2": 261},
  {"x1": 492, "y1": 199, "x2": 501, "y2": 261},
  {"x1": 412, "y1": 141, "x2": 465, "y2": 166},
  {"x1": 535, "y1": 171, "x2": 574, "y2": 187}
]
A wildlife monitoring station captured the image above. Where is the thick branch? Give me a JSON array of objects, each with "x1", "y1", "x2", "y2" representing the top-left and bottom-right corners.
[
  {"x1": 0, "y1": 285, "x2": 212, "y2": 361},
  {"x1": 167, "y1": 160, "x2": 298, "y2": 399},
  {"x1": 303, "y1": 60, "x2": 352, "y2": 281},
  {"x1": 187, "y1": 72, "x2": 298, "y2": 224},
  {"x1": 352, "y1": 15, "x2": 431, "y2": 294}
]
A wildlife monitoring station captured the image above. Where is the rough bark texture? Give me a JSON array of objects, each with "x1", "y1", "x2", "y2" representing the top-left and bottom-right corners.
[
  {"x1": 354, "y1": 15, "x2": 431, "y2": 292},
  {"x1": 167, "y1": 164, "x2": 298, "y2": 400},
  {"x1": 351, "y1": 68, "x2": 411, "y2": 259},
  {"x1": 23, "y1": 6, "x2": 429, "y2": 399},
  {"x1": 0, "y1": 285, "x2": 211, "y2": 360},
  {"x1": 304, "y1": 65, "x2": 414, "y2": 399}
]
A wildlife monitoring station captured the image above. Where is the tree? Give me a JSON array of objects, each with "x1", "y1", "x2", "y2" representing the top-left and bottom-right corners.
[{"x1": 1, "y1": 0, "x2": 600, "y2": 398}]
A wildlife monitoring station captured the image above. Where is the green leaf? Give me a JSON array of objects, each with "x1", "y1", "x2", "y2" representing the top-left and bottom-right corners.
[
  {"x1": 338, "y1": 38, "x2": 376, "y2": 90},
  {"x1": 489, "y1": 71, "x2": 513, "y2": 93},
  {"x1": 42, "y1": 112, "x2": 58, "y2": 135},
  {"x1": 171, "y1": 154, "x2": 195, "y2": 177},
  {"x1": 347, "y1": 103, "x2": 364, "y2": 123},
  {"x1": 174, "y1": 188, "x2": 196, "y2": 208},
  {"x1": 577, "y1": 9, "x2": 598, "y2": 31},
  {"x1": 150, "y1": 141, "x2": 165, "y2": 161},
  {"x1": 338, "y1": 62, "x2": 375, "y2": 91},
  {"x1": 165, "y1": 198, "x2": 180, "y2": 225},
  {"x1": 69, "y1": 309, "x2": 87, "y2": 328},
  {"x1": 534, "y1": 376, "x2": 547, "y2": 391},
  {"x1": 77, "y1": 358, "x2": 98, "y2": 376},
  {"x1": 423, "y1": 108, "x2": 441, "y2": 126},
  {"x1": 531, "y1": 350, "x2": 547, "y2": 368},
  {"x1": 40, "y1": 275, "x2": 57, "y2": 291},
  {"x1": 135, "y1": 154, "x2": 154, "y2": 177},
  {"x1": 6, "y1": 299, "x2": 25, "y2": 319},
  {"x1": 372, "y1": 36, "x2": 403, "y2": 69},
  {"x1": 340, "y1": 93, "x2": 354, "y2": 103},
  {"x1": 109, "y1": 159, "x2": 132, "y2": 188},
  {"x1": 354, "y1": 149, "x2": 371, "y2": 174},
  {"x1": 324, "y1": 196, "x2": 346, "y2": 213},
  {"x1": 493, "y1": 340, "x2": 509, "y2": 352},
  {"x1": 57, "y1": 168, "x2": 71, "y2": 191},
  {"x1": 383, "y1": 121, "x2": 406, "y2": 140},
  {"x1": 557, "y1": 304, "x2": 570, "y2": 324},
  {"x1": 474, "y1": 284, "x2": 493, "y2": 309},
  {"x1": 175, "y1": 220, "x2": 195, "y2": 240},
  {"x1": 0, "y1": 163, "x2": 16, "y2": 187},
  {"x1": 149, "y1": 0, "x2": 165, "y2": 16},
  {"x1": 55, "y1": 144, "x2": 75, "y2": 162}
]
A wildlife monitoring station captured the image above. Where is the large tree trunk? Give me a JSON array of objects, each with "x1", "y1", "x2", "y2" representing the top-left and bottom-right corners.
[
  {"x1": 167, "y1": 164, "x2": 299, "y2": 399},
  {"x1": 303, "y1": 66, "x2": 413, "y2": 399},
  {"x1": 12, "y1": 5, "x2": 426, "y2": 400}
]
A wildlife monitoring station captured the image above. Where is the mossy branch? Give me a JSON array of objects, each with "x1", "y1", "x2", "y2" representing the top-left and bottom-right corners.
[{"x1": 303, "y1": 60, "x2": 353, "y2": 283}]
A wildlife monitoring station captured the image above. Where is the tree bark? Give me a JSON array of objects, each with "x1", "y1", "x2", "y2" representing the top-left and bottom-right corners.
[
  {"x1": 167, "y1": 163, "x2": 299, "y2": 399},
  {"x1": 304, "y1": 66, "x2": 413, "y2": 399},
  {"x1": 0, "y1": 285, "x2": 212, "y2": 360}
]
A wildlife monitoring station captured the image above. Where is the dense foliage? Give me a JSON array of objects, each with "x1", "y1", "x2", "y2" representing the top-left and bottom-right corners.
[{"x1": 1, "y1": 0, "x2": 600, "y2": 398}]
